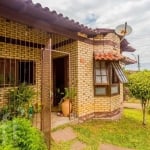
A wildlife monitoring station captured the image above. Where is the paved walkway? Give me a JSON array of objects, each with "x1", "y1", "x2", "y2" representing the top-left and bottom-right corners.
[
  {"x1": 123, "y1": 102, "x2": 141, "y2": 109},
  {"x1": 51, "y1": 127, "x2": 134, "y2": 150},
  {"x1": 100, "y1": 144, "x2": 134, "y2": 150},
  {"x1": 51, "y1": 112, "x2": 70, "y2": 129},
  {"x1": 51, "y1": 127, "x2": 76, "y2": 143},
  {"x1": 51, "y1": 127, "x2": 86, "y2": 149}
]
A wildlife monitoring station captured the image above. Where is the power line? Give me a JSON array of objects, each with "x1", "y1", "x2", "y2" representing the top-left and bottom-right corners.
[
  {"x1": 127, "y1": 37, "x2": 150, "y2": 40},
  {"x1": 129, "y1": 33, "x2": 150, "y2": 36}
]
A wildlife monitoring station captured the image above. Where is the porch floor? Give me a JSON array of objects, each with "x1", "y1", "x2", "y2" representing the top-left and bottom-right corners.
[
  {"x1": 51, "y1": 112, "x2": 71, "y2": 129},
  {"x1": 33, "y1": 111, "x2": 77, "y2": 130}
]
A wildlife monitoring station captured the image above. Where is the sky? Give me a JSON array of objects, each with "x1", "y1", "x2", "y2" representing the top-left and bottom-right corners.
[{"x1": 32, "y1": 0, "x2": 150, "y2": 70}]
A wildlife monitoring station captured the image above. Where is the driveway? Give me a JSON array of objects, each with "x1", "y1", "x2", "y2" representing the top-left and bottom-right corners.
[{"x1": 123, "y1": 102, "x2": 141, "y2": 109}]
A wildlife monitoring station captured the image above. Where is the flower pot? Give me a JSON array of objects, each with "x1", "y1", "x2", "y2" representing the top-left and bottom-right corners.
[{"x1": 61, "y1": 99, "x2": 72, "y2": 117}]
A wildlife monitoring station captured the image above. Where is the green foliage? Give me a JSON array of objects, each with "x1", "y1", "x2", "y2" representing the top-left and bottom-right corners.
[
  {"x1": 51, "y1": 141, "x2": 72, "y2": 150},
  {"x1": 148, "y1": 106, "x2": 150, "y2": 114},
  {"x1": 9, "y1": 83, "x2": 35, "y2": 106},
  {"x1": 63, "y1": 87, "x2": 76, "y2": 100},
  {"x1": 128, "y1": 70, "x2": 150, "y2": 125},
  {"x1": 0, "y1": 118, "x2": 48, "y2": 150},
  {"x1": 128, "y1": 71, "x2": 150, "y2": 100},
  {"x1": 59, "y1": 87, "x2": 76, "y2": 106},
  {"x1": 1, "y1": 83, "x2": 36, "y2": 120},
  {"x1": 0, "y1": 106, "x2": 8, "y2": 121}
]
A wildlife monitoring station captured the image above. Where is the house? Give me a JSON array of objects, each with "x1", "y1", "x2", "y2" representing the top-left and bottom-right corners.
[{"x1": 0, "y1": 0, "x2": 136, "y2": 146}]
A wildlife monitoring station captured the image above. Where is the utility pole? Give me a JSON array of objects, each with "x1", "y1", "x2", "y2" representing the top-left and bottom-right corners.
[
  {"x1": 131, "y1": 54, "x2": 140, "y2": 71},
  {"x1": 137, "y1": 54, "x2": 140, "y2": 71}
]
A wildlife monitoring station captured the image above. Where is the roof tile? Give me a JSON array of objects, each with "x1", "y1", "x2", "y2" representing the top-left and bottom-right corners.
[
  {"x1": 122, "y1": 56, "x2": 137, "y2": 65},
  {"x1": 94, "y1": 52, "x2": 124, "y2": 61},
  {"x1": 0, "y1": 0, "x2": 136, "y2": 53}
]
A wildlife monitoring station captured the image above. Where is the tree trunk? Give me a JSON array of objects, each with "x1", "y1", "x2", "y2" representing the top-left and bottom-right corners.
[{"x1": 141, "y1": 99, "x2": 146, "y2": 125}]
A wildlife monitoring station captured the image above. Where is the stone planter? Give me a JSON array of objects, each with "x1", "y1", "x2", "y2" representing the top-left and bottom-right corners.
[{"x1": 61, "y1": 99, "x2": 72, "y2": 117}]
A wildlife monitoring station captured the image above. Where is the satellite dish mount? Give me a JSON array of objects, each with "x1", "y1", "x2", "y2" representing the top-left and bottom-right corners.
[{"x1": 115, "y1": 22, "x2": 132, "y2": 41}]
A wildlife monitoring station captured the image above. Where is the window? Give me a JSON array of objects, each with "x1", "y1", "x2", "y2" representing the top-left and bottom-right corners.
[
  {"x1": 94, "y1": 61, "x2": 127, "y2": 96},
  {"x1": 18, "y1": 61, "x2": 35, "y2": 84},
  {"x1": 111, "y1": 66, "x2": 119, "y2": 83},
  {"x1": 0, "y1": 58, "x2": 16, "y2": 86},
  {"x1": 95, "y1": 61, "x2": 108, "y2": 84},
  {"x1": 111, "y1": 84, "x2": 119, "y2": 94},
  {"x1": 111, "y1": 62, "x2": 128, "y2": 83},
  {"x1": 95, "y1": 86, "x2": 107, "y2": 95},
  {"x1": 94, "y1": 61, "x2": 109, "y2": 96},
  {"x1": 0, "y1": 58, "x2": 36, "y2": 87}
]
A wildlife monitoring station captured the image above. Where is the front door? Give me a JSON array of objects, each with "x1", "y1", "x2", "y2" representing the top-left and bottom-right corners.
[{"x1": 53, "y1": 56, "x2": 69, "y2": 106}]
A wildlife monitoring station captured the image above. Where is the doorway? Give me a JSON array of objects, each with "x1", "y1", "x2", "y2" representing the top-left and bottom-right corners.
[{"x1": 53, "y1": 56, "x2": 69, "y2": 107}]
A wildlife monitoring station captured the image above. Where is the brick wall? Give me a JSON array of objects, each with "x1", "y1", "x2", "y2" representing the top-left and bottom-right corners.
[
  {"x1": 77, "y1": 41, "x2": 94, "y2": 117},
  {"x1": 0, "y1": 16, "x2": 123, "y2": 121},
  {"x1": 94, "y1": 33, "x2": 120, "y2": 53},
  {"x1": 77, "y1": 33, "x2": 123, "y2": 120},
  {"x1": 0, "y1": 17, "x2": 44, "y2": 106}
]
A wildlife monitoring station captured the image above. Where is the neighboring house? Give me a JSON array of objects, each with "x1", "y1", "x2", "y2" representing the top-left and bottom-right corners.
[{"x1": 0, "y1": 0, "x2": 136, "y2": 125}]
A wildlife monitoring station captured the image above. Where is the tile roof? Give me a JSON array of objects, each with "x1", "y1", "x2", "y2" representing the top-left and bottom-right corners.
[
  {"x1": 0, "y1": 0, "x2": 97, "y2": 35},
  {"x1": 122, "y1": 56, "x2": 137, "y2": 65},
  {"x1": 0, "y1": 0, "x2": 136, "y2": 52},
  {"x1": 94, "y1": 52, "x2": 137, "y2": 65},
  {"x1": 93, "y1": 28, "x2": 114, "y2": 34},
  {"x1": 122, "y1": 45, "x2": 136, "y2": 52},
  {"x1": 94, "y1": 52, "x2": 124, "y2": 61},
  {"x1": 121, "y1": 39, "x2": 136, "y2": 52}
]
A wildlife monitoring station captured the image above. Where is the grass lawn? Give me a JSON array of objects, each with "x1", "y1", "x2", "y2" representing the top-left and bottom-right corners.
[{"x1": 51, "y1": 109, "x2": 150, "y2": 150}]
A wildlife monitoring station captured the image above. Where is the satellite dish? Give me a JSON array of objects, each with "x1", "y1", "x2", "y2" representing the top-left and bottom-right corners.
[{"x1": 115, "y1": 22, "x2": 132, "y2": 37}]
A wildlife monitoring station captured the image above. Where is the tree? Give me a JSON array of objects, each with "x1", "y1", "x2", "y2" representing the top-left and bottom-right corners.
[{"x1": 128, "y1": 70, "x2": 150, "y2": 125}]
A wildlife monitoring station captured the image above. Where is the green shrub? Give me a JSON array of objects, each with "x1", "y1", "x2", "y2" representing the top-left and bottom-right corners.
[
  {"x1": 4, "y1": 83, "x2": 36, "y2": 120},
  {"x1": 0, "y1": 118, "x2": 48, "y2": 150},
  {"x1": 128, "y1": 70, "x2": 150, "y2": 125}
]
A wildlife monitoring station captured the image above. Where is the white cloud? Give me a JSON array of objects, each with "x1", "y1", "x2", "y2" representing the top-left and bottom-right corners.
[{"x1": 33, "y1": 0, "x2": 150, "y2": 64}]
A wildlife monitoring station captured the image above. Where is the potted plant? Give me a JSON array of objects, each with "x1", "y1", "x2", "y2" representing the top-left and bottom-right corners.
[{"x1": 60, "y1": 87, "x2": 76, "y2": 117}]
